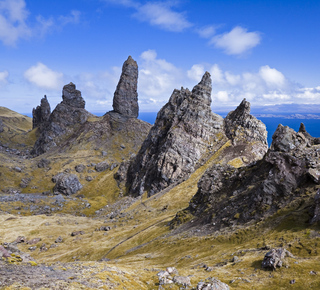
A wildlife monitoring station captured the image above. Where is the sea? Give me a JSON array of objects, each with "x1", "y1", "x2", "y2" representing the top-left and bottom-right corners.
[{"x1": 25, "y1": 112, "x2": 320, "y2": 147}]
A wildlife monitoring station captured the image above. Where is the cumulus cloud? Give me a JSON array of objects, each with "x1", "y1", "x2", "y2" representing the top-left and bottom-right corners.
[
  {"x1": 139, "y1": 50, "x2": 183, "y2": 103},
  {"x1": 0, "y1": 0, "x2": 31, "y2": 46},
  {"x1": 0, "y1": 70, "x2": 8, "y2": 84},
  {"x1": 0, "y1": 0, "x2": 82, "y2": 46},
  {"x1": 133, "y1": 2, "x2": 192, "y2": 32},
  {"x1": 259, "y1": 65, "x2": 286, "y2": 88},
  {"x1": 211, "y1": 26, "x2": 261, "y2": 55},
  {"x1": 24, "y1": 63, "x2": 63, "y2": 90}
]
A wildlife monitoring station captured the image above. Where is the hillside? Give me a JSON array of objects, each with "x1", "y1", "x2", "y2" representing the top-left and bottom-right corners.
[{"x1": 0, "y1": 57, "x2": 320, "y2": 289}]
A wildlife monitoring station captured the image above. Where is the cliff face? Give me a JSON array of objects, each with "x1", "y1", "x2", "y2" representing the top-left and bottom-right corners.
[{"x1": 174, "y1": 123, "x2": 320, "y2": 230}]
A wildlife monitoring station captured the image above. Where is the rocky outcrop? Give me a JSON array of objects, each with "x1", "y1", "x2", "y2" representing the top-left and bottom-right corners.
[
  {"x1": 32, "y1": 95, "x2": 51, "y2": 129},
  {"x1": 261, "y1": 248, "x2": 294, "y2": 270},
  {"x1": 127, "y1": 72, "x2": 226, "y2": 197},
  {"x1": 172, "y1": 123, "x2": 320, "y2": 230},
  {"x1": 32, "y1": 83, "x2": 92, "y2": 155},
  {"x1": 112, "y1": 56, "x2": 139, "y2": 118},
  {"x1": 0, "y1": 119, "x2": 4, "y2": 133},
  {"x1": 124, "y1": 73, "x2": 268, "y2": 197},
  {"x1": 53, "y1": 173, "x2": 82, "y2": 196}
]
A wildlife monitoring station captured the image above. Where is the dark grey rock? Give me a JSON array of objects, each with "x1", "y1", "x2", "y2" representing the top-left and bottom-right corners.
[
  {"x1": 62, "y1": 82, "x2": 85, "y2": 108},
  {"x1": 37, "y1": 158, "x2": 51, "y2": 168},
  {"x1": 261, "y1": 248, "x2": 294, "y2": 270},
  {"x1": 112, "y1": 56, "x2": 139, "y2": 118},
  {"x1": 95, "y1": 161, "x2": 109, "y2": 172},
  {"x1": 75, "y1": 164, "x2": 86, "y2": 173}
]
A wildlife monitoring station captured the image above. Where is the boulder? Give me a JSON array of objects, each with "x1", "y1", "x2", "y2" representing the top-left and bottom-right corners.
[
  {"x1": 95, "y1": 161, "x2": 109, "y2": 172},
  {"x1": 62, "y1": 82, "x2": 85, "y2": 108},
  {"x1": 112, "y1": 56, "x2": 139, "y2": 118},
  {"x1": 261, "y1": 248, "x2": 294, "y2": 270},
  {"x1": 53, "y1": 173, "x2": 82, "y2": 196}
]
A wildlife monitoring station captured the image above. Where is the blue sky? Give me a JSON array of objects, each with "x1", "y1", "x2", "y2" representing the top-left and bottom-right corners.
[{"x1": 0, "y1": 0, "x2": 320, "y2": 114}]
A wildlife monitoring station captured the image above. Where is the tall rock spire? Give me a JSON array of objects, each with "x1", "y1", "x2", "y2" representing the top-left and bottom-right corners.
[
  {"x1": 112, "y1": 56, "x2": 139, "y2": 118},
  {"x1": 32, "y1": 95, "x2": 51, "y2": 129}
]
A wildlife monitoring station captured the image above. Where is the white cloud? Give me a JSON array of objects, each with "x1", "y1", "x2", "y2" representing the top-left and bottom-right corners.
[
  {"x1": 139, "y1": 50, "x2": 183, "y2": 101},
  {"x1": 133, "y1": 2, "x2": 192, "y2": 32},
  {"x1": 211, "y1": 26, "x2": 261, "y2": 55},
  {"x1": 0, "y1": 0, "x2": 31, "y2": 46},
  {"x1": 24, "y1": 63, "x2": 64, "y2": 90},
  {"x1": 0, "y1": 70, "x2": 8, "y2": 84},
  {"x1": 187, "y1": 64, "x2": 205, "y2": 82},
  {"x1": 196, "y1": 25, "x2": 216, "y2": 38},
  {"x1": 210, "y1": 64, "x2": 225, "y2": 85},
  {"x1": 215, "y1": 91, "x2": 229, "y2": 102},
  {"x1": 59, "y1": 10, "x2": 81, "y2": 26},
  {"x1": 259, "y1": 65, "x2": 286, "y2": 87}
]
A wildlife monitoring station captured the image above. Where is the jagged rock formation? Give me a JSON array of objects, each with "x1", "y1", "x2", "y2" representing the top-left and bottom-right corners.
[
  {"x1": 32, "y1": 83, "x2": 92, "y2": 156},
  {"x1": 112, "y1": 56, "x2": 139, "y2": 118},
  {"x1": 126, "y1": 72, "x2": 226, "y2": 197},
  {"x1": 225, "y1": 98, "x2": 268, "y2": 148},
  {"x1": 173, "y1": 123, "x2": 320, "y2": 230},
  {"x1": 32, "y1": 95, "x2": 51, "y2": 129},
  {"x1": 124, "y1": 73, "x2": 268, "y2": 197},
  {"x1": 0, "y1": 119, "x2": 3, "y2": 133}
]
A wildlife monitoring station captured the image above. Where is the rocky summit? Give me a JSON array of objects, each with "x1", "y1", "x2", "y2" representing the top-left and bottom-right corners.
[
  {"x1": 1, "y1": 56, "x2": 320, "y2": 290},
  {"x1": 112, "y1": 56, "x2": 139, "y2": 118}
]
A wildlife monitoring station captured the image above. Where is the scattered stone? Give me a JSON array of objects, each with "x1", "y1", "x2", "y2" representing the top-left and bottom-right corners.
[
  {"x1": 110, "y1": 163, "x2": 118, "y2": 170},
  {"x1": 290, "y1": 279, "x2": 296, "y2": 284},
  {"x1": 26, "y1": 238, "x2": 41, "y2": 245},
  {"x1": 310, "y1": 271, "x2": 317, "y2": 275},
  {"x1": 71, "y1": 231, "x2": 85, "y2": 236},
  {"x1": 20, "y1": 178, "x2": 31, "y2": 188},
  {"x1": 232, "y1": 256, "x2": 239, "y2": 263},
  {"x1": 85, "y1": 176, "x2": 93, "y2": 182},
  {"x1": 172, "y1": 276, "x2": 191, "y2": 288},
  {"x1": 15, "y1": 236, "x2": 26, "y2": 243},
  {"x1": 75, "y1": 164, "x2": 86, "y2": 173},
  {"x1": 55, "y1": 236, "x2": 63, "y2": 243},
  {"x1": 28, "y1": 246, "x2": 37, "y2": 251},
  {"x1": 95, "y1": 161, "x2": 109, "y2": 172},
  {"x1": 39, "y1": 243, "x2": 48, "y2": 252},
  {"x1": 166, "y1": 267, "x2": 178, "y2": 275},
  {"x1": 197, "y1": 277, "x2": 230, "y2": 290},
  {"x1": 13, "y1": 167, "x2": 22, "y2": 173}
]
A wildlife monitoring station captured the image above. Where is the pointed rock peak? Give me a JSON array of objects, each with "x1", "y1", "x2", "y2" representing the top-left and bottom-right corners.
[
  {"x1": 125, "y1": 55, "x2": 138, "y2": 67},
  {"x1": 32, "y1": 95, "x2": 51, "y2": 129},
  {"x1": 113, "y1": 56, "x2": 139, "y2": 118},
  {"x1": 62, "y1": 82, "x2": 85, "y2": 109},
  {"x1": 299, "y1": 122, "x2": 306, "y2": 133},
  {"x1": 236, "y1": 98, "x2": 251, "y2": 115},
  {"x1": 191, "y1": 71, "x2": 212, "y2": 106}
]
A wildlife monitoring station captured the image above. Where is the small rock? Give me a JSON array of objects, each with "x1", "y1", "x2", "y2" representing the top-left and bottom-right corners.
[
  {"x1": 71, "y1": 231, "x2": 85, "y2": 236},
  {"x1": 75, "y1": 164, "x2": 86, "y2": 173},
  {"x1": 95, "y1": 161, "x2": 109, "y2": 172},
  {"x1": 55, "y1": 236, "x2": 63, "y2": 243},
  {"x1": 26, "y1": 238, "x2": 41, "y2": 245},
  {"x1": 85, "y1": 176, "x2": 93, "y2": 182},
  {"x1": 172, "y1": 276, "x2": 191, "y2": 288},
  {"x1": 15, "y1": 236, "x2": 26, "y2": 243},
  {"x1": 290, "y1": 279, "x2": 296, "y2": 284}
]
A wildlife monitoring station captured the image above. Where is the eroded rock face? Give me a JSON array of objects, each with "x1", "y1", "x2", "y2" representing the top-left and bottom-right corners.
[
  {"x1": 32, "y1": 95, "x2": 51, "y2": 129},
  {"x1": 175, "y1": 124, "x2": 320, "y2": 230},
  {"x1": 127, "y1": 72, "x2": 226, "y2": 197},
  {"x1": 112, "y1": 56, "x2": 139, "y2": 118},
  {"x1": 32, "y1": 83, "x2": 92, "y2": 156}
]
